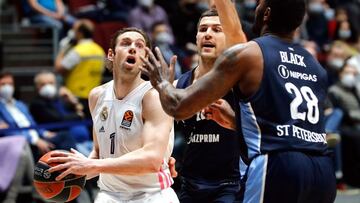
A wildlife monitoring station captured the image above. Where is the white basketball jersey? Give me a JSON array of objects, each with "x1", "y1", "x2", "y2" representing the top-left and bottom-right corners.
[{"x1": 92, "y1": 80, "x2": 174, "y2": 200}]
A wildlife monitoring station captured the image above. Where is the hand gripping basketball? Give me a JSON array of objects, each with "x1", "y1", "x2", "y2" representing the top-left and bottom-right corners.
[{"x1": 33, "y1": 150, "x2": 86, "y2": 202}]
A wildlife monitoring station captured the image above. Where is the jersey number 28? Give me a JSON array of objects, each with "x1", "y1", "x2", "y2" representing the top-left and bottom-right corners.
[{"x1": 285, "y1": 82, "x2": 319, "y2": 124}]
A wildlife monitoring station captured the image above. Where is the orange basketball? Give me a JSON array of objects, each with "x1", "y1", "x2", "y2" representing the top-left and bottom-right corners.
[{"x1": 33, "y1": 150, "x2": 86, "y2": 202}]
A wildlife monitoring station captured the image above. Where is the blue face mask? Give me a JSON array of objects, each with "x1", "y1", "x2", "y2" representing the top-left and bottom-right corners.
[{"x1": 244, "y1": 1, "x2": 256, "y2": 9}]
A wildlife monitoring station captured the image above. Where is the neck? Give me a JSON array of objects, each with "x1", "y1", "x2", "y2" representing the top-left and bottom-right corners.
[
  {"x1": 194, "y1": 57, "x2": 215, "y2": 82},
  {"x1": 262, "y1": 28, "x2": 295, "y2": 43},
  {"x1": 113, "y1": 75, "x2": 143, "y2": 100}
]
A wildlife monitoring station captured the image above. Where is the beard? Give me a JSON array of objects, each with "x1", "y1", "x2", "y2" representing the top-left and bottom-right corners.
[{"x1": 252, "y1": 10, "x2": 265, "y2": 37}]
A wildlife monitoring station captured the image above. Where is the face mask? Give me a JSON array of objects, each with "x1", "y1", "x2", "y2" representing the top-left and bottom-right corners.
[
  {"x1": 138, "y1": 0, "x2": 153, "y2": 8},
  {"x1": 156, "y1": 32, "x2": 172, "y2": 45},
  {"x1": 341, "y1": 74, "x2": 356, "y2": 88},
  {"x1": 244, "y1": 0, "x2": 256, "y2": 9},
  {"x1": 324, "y1": 9, "x2": 335, "y2": 20},
  {"x1": 328, "y1": 58, "x2": 344, "y2": 70},
  {"x1": 308, "y1": 2, "x2": 324, "y2": 14},
  {"x1": 39, "y1": 84, "x2": 57, "y2": 99},
  {"x1": 0, "y1": 84, "x2": 14, "y2": 101},
  {"x1": 338, "y1": 30, "x2": 351, "y2": 40},
  {"x1": 197, "y1": 2, "x2": 209, "y2": 12}
]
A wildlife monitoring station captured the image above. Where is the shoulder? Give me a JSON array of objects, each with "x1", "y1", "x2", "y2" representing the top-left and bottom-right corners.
[
  {"x1": 223, "y1": 41, "x2": 260, "y2": 59},
  {"x1": 142, "y1": 88, "x2": 162, "y2": 113},
  {"x1": 89, "y1": 83, "x2": 108, "y2": 112}
]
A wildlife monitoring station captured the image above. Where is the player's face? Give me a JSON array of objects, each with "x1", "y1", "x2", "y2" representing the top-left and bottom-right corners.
[
  {"x1": 196, "y1": 16, "x2": 225, "y2": 59},
  {"x1": 108, "y1": 31, "x2": 147, "y2": 76},
  {"x1": 253, "y1": 0, "x2": 266, "y2": 36}
]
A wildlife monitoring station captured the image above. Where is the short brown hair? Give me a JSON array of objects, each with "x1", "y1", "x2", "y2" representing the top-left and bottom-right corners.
[
  {"x1": 106, "y1": 27, "x2": 152, "y2": 72},
  {"x1": 109, "y1": 27, "x2": 152, "y2": 52}
]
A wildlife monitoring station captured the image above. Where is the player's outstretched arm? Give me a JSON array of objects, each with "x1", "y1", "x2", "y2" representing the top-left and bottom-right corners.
[
  {"x1": 214, "y1": 0, "x2": 247, "y2": 47},
  {"x1": 141, "y1": 42, "x2": 263, "y2": 120}
]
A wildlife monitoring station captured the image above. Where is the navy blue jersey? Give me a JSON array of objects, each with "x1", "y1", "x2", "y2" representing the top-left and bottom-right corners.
[
  {"x1": 238, "y1": 35, "x2": 328, "y2": 160},
  {"x1": 176, "y1": 69, "x2": 240, "y2": 182}
]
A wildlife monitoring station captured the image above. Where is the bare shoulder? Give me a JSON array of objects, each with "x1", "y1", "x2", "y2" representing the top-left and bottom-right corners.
[
  {"x1": 223, "y1": 41, "x2": 261, "y2": 59},
  {"x1": 88, "y1": 84, "x2": 107, "y2": 112},
  {"x1": 143, "y1": 88, "x2": 161, "y2": 107},
  {"x1": 142, "y1": 88, "x2": 170, "y2": 120},
  {"x1": 216, "y1": 41, "x2": 263, "y2": 98}
]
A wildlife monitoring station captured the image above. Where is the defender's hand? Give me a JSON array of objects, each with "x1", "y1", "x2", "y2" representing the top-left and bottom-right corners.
[{"x1": 140, "y1": 47, "x2": 177, "y2": 90}]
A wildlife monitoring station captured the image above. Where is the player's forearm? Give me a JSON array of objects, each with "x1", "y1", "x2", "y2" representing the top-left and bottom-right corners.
[
  {"x1": 156, "y1": 81, "x2": 197, "y2": 120},
  {"x1": 214, "y1": 0, "x2": 247, "y2": 46},
  {"x1": 94, "y1": 148, "x2": 164, "y2": 176}
]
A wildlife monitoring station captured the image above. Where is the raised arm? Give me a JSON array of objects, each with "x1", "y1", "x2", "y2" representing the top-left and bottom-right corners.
[
  {"x1": 142, "y1": 41, "x2": 262, "y2": 120},
  {"x1": 214, "y1": 0, "x2": 247, "y2": 46}
]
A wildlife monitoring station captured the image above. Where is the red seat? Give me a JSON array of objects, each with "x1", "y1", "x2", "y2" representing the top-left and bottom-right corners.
[
  {"x1": 93, "y1": 21, "x2": 128, "y2": 51},
  {"x1": 67, "y1": 0, "x2": 97, "y2": 15}
]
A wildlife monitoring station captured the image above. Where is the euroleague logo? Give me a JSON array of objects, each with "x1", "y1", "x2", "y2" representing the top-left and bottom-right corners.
[
  {"x1": 277, "y1": 65, "x2": 317, "y2": 82},
  {"x1": 121, "y1": 110, "x2": 134, "y2": 128}
]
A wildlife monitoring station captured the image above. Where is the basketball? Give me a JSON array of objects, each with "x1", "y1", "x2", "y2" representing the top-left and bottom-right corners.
[{"x1": 33, "y1": 150, "x2": 86, "y2": 202}]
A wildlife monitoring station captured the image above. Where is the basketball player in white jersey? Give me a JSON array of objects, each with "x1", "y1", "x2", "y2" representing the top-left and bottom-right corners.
[{"x1": 48, "y1": 27, "x2": 179, "y2": 203}]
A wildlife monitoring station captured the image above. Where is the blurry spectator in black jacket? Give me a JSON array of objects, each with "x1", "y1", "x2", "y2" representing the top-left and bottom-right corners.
[{"x1": 29, "y1": 71, "x2": 91, "y2": 155}]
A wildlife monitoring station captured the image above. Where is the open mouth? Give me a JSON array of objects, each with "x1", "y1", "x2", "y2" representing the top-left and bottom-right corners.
[
  {"x1": 126, "y1": 56, "x2": 136, "y2": 64},
  {"x1": 202, "y1": 43, "x2": 215, "y2": 48}
]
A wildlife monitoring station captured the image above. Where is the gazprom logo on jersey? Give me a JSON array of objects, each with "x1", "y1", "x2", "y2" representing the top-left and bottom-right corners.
[{"x1": 278, "y1": 65, "x2": 317, "y2": 82}]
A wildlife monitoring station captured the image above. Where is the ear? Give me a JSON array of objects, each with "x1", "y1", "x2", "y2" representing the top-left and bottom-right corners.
[
  {"x1": 107, "y1": 48, "x2": 114, "y2": 61},
  {"x1": 264, "y1": 7, "x2": 271, "y2": 23}
]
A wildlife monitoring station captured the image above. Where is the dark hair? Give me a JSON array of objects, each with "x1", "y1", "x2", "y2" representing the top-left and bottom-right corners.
[
  {"x1": 109, "y1": 27, "x2": 152, "y2": 52},
  {"x1": 265, "y1": 0, "x2": 306, "y2": 34},
  {"x1": 0, "y1": 71, "x2": 13, "y2": 80},
  {"x1": 76, "y1": 19, "x2": 94, "y2": 39},
  {"x1": 334, "y1": 19, "x2": 359, "y2": 43},
  {"x1": 151, "y1": 21, "x2": 167, "y2": 34},
  {"x1": 197, "y1": 9, "x2": 219, "y2": 28}
]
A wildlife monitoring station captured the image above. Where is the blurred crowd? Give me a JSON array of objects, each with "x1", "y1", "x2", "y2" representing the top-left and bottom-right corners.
[{"x1": 1, "y1": 0, "x2": 360, "y2": 202}]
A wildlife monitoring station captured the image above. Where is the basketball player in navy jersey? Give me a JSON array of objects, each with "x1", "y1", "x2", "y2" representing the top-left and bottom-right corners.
[
  {"x1": 175, "y1": 2, "x2": 247, "y2": 202},
  {"x1": 141, "y1": 0, "x2": 337, "y2": 202}
]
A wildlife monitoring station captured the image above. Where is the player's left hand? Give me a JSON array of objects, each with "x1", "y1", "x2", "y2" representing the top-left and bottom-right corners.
[
  {"x1": 48, "y1": 148, "x2": 95, "y2": 181},
  {"x1": 202, "y1": 99, "x2": 236, "y2": 130},
  {"x1": 140, "y1": 47, "x2": 177, "y2": 90}
]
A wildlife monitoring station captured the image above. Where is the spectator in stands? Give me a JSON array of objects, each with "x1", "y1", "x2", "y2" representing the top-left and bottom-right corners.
[
  {"x1": 0, "y1": 135, "x2": 40, "y2": 203},
  {"x1": 55, "y1": 19, "x2": 105, "y2": 119},
  {"x1": 333, "y1": 19, "x2": 360, "y2": 51},
  {"x1": 128, "y1": 0, "x2": 174, "y2": 42},
  {"x1": 24, "y1": 0, "x2": 76, "y2": 31},
  {"x1": 101, "y1": 0, "x2": 137, "y2": 22},
  {"x1": 151, "y1": 21, "x2": 188, "y2": 79},
  {"x1": 326, "y1": 40, "x2": 354, "y2": 84},
  {"x1": 328, "y1": 62, "x2": 360, "y2": 188},
  {"x1": 29, "y1": 71, "x2": 91, "y2": 155},
  {"x1": 306, "y1": 0, "x2": 331, "y2": 48},
  {"x1": 0, "y1": 72, "x2": 76, "y2": 160}
]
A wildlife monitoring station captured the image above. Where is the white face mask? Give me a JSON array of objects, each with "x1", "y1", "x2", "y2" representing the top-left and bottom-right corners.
[
  {"x1": 309, "y1": 2, "x2": 324, "y2": 14},
  {"x1": 338, "y1": 30, "x2": 351, "y2": 40},
  {"x1": 341, "y1": 74, "x2": 356, "y2": 88},
  {"x1": 0, "y1": 84, "x2": 14, "y2": 101},
  {"x1": 328, "y1": 58, "x2": 344, "y2": 70},
  {"x1": 156, "y1": 32, "x2": 172, "y2": 45},
  {"x1": 39, "y1": 84, "x2": 57, "y2": 99},
  {"x1": 138, "y1": 0, "x2": 153, "y2": 8}
]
